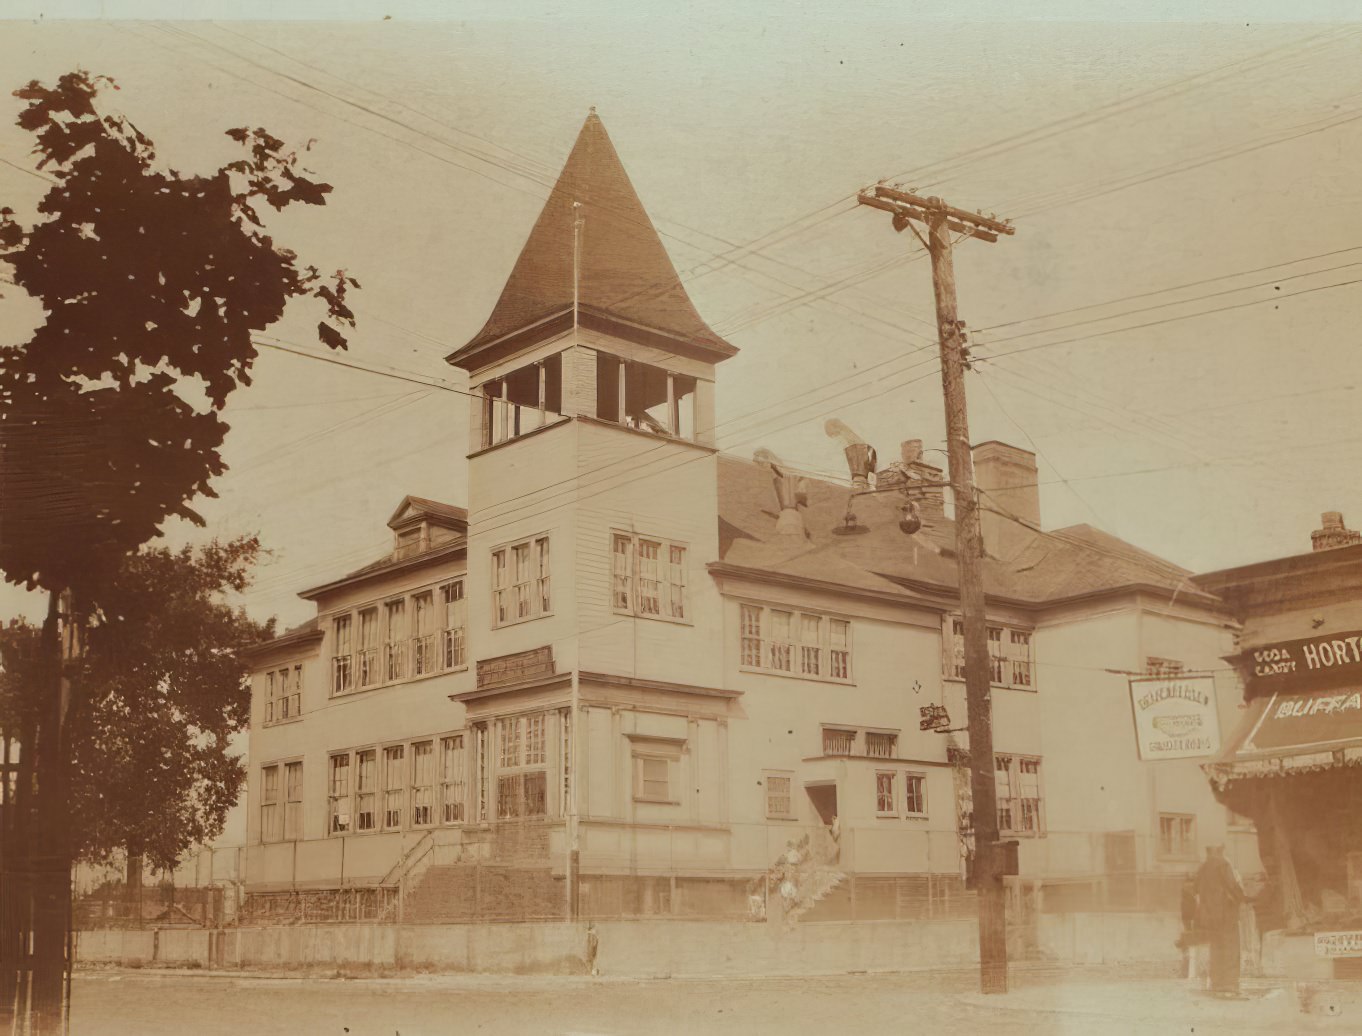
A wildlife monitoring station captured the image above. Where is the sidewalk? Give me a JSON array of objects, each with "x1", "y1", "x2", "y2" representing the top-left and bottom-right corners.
[{"x1": 955, "y1": 977, "x2": 1359, "y2": 1034}]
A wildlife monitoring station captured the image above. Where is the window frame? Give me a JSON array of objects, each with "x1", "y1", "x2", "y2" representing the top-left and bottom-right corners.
[
  {"x1": 260, "y1": 763, "x2": 283, "y2": 843},
  {"x1": 491, "y1": 534, "x2": 553, "y2": 629},
  {"x1": 994, "y1": 753, "x2": 1045, "y2": 838},
  {"x1": 1158, "y1": 811, "x2": 1198, "y2": 860},
  {"x1": 627, "y1": 735, "x2": 685, "y2": 806},
  {"x1": 945, "y1": 616, "x2": 1036, "y2": 691},
  {"x1": 874, "y1": 770, "x2": 897, "y2": 817},
  {"x1": 763, "y1": 770, "x2": 796, "y2": 820},
  {"x1": 610, "y1": 531, "x2": 691, "y2": 623},
  {"x1": 283, "y1": 760, "x2": 304, "y2": 841},
  {"x1": 262, "y1": 664, "x2": 304, "y2": 727},
  {"x1": 903, "y1": 770, "x2": 928, "y2": 818},
  {"x1": 495, "y1": 712, "x2": 551, "y2": 819},
  {"x1": 738, "y1": 602, "x2": 854, "y2": 684}
]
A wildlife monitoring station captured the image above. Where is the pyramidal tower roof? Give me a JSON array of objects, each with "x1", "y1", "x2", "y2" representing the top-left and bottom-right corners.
[{"x1": 448, "y1": 112, "x2": 738, "y2": 370}]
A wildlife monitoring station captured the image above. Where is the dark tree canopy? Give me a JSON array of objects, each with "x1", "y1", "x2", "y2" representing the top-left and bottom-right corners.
[
  {"x1": 0, "y1": 70, "x2": 357, "y2": 597},
  {"x1": 2, "y1": 537, "x2": 271, "y2": 869}
]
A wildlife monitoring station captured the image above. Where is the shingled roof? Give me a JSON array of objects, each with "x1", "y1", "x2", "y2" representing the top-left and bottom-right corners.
[
  {"x1": 447, "y1": 112, "x2": 737, "y2": 370},
  {"x1": 715, "y1": 456, "x2": 1216, "y2": 608}
]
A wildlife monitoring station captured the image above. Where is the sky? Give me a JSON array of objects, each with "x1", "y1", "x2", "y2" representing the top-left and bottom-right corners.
[{"x1": 2, "y1": 6, "x2": 1361, "y2": 643}]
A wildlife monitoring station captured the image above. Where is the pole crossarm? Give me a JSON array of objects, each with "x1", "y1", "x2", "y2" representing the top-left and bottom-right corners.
[{"x1": 856, "y1": 185, "x2": 1014, "y2": 244}]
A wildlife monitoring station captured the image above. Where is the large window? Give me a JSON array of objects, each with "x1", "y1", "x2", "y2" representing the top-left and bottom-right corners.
[
  {"x1": 441, "y1": 581, "x2": 467, "y2": 669},
  {"x1": 440, "y1": 734, "x2": 466, "y2": 824},
  {"x1": 630, "y1": 738, "x2": 683, "y2": 805},
  {"x1": 358, "y1": 608, "x2": 379, "y2": 688},
  {"x1": 332, "y1": 616, "x2": 353, "y2": 693},
  {"x1": 284, "y1": 761, "x2": 303, "y2": 840},
  {"x1": 612, "y1": 533, "x2": 688, "y2": 621},
  {"x1": 492, "y1": 536, "x2": 551, "y2": 628},
  {"x1": 994, "y1": 755, "x2": 1044, "y2": 836},
  {"x1": 412, "y1": 592, "x2": 437, "y2": 676},
  {"x1": 384, "y1": 600, "x2": 407, "y2": 681},
  {"x1": 328, "y1": 754, "x2": 351, "y2": 834},
  {"x1": 382, "y1": 745, "x2": 406, "y2": 829},
  {"x1": 739, "y1": 604, "x2": 852, "y2": 681},
  {"x1": 496, "y1": 714, "x2": 548, "y2": 818},
  {"x1": 592, "y1": 351, "x2": 697, "y2": 441},
  {"x1": 947, "y1": 618, "x2": 1034, "y2": 690},
  {"x1": 355, "y1": 749, "x2": 378, "y2": 832},
  {"x1": 260, "y1": 764, "x2": 282, "y2": 842},
  {"x1": 410, "y1": 742, "x2": 434, "y2": 827}
]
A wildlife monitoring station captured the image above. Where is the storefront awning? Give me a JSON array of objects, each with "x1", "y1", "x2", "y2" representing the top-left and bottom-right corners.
[{"x1": 1206, "y1": 688, "x2": 1362, "y2": 786}]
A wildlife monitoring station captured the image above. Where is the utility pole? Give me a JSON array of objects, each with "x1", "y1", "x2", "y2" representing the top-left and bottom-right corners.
[{"x1": 857, "y1": 184, "x2": 1015, "y2": 994}]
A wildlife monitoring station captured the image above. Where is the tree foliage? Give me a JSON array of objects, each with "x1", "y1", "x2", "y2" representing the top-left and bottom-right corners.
[
  {"x1": 0, "y1": 70, "x2": 358, "y2": 597},
  {"x1": 2, "y1": 537, "x2": 271, "y2": 869}
]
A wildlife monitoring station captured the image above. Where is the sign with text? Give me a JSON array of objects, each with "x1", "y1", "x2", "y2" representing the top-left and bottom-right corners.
[
  {"x1": 1246, "y1": 630, "x2": 1362, "y2": 693},
  {"x1": 1315, "y1": 930, "x2": 1362, "y2": 958},
  {"x1": 1128, "y1": 675, "x2": 1222, "y2": 760}
]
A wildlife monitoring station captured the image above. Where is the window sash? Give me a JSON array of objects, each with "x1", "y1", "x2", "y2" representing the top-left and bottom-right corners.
[
  {"x1": 355, "y1": 750, "x2": 377, "y2": 831},
  {"x1": 875, "y1": 771, "x2": 896, "y2": 814},
  {"x1": 865, "y1": 732, "x2": 897, "y2": 759},
  {"x1": 441, "y1": 581, "x2": 467, "y2": 669},
  {"x1": 823, "y1": 728, "x2": 855, "y2": 756},
  {"x1": 329, "y1": 754, "x2": 351, "y2": 834},
  {"x1": 440, "y1": 735, "x2": 466, "y2": 824},
  {"x1": 636, "y1": 756, "x2": 670, "y2": 802},
  {"x1": 384, "y1": 601, "x2": 407, "y2": 681},
  {"x1": 904, "y1": 773, "x2": 927, "y2": 816}
]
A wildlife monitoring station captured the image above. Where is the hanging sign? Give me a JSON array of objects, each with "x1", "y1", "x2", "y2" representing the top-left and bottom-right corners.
[
  {"x1": 1128, "y1": 675, "x2": 1222, "y2": 760},
  {"x1": 919, "y1": 703, "x2": 952, "y2": 732},
  {"x1": 1315, "y1": 931, "x2": 1362, "y2": 958}
]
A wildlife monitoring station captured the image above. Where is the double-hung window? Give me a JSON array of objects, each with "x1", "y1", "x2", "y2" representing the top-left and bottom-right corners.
[
  {"x1": 990, "y1": 754, "x2": 1044, "y2": 836},
  {"x1": 382, "y1": 745, "x2": 405, "y2": 829},
  {"x1": 384, "y1": 600, "x2": 407, "y2": 681},
  {"x1": 265, "y1": 665, "x2": 302, "y2": 723},
  {"x1": 875, "y1": 771, "x2": 896, "y2": 815},
  {"x1": 329, "y1": 754, "x2": 351, "y2": 834},
  {"x1": 358, "y1": 608, "x2": 379, "y2": 687},
  {"x1": 492, "y1": 537, "x2": 551, "y2": 627},
  {"x1": 260, "y1": 765, "x2": 282, "y2": 842},
  {"x1": 333, "y1": 615, "x2": 353, "y2": 693},
  {"x1": 440, "y1": 734, "x2": 466, "y2": 823},
  {"x1": 411, "y1": 741, "x2": 435, "y2": 826},
  {"x1": 739, "y1": 604, "x2": 852, "y2": 681},
  {"x1": 441, "y1": 581, "x2": 466, "y2": 669},
  {"x1": 284, "y1": 761, "x2": 303, "y2": 840},
  {"x1": 611, "y1": 533, "x2": 688, "y2": 620},
  {"x1": 904, "y1": 772, "x2": 927, "y2": 817},
  {"x1": 411, "y1": 591, "x2": 437, "y2": 676},
  {"x1": 355, "y1": 749, "x2": 378, "y2": 831}
]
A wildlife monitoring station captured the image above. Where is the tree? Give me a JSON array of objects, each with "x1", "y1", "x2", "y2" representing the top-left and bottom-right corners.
[{"x1": 0, "y1": 70, "x2": 357, "y2": 1031}]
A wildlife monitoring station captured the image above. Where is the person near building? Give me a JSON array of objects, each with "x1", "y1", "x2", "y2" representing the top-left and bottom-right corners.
[{"x1": 1195, "y1": 845, "x2": 1246, "y2": 996}]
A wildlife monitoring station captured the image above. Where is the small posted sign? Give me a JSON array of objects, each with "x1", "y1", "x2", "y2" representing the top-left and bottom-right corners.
[
  {"x1": 1315, "y1": 930, "x2": 1362, "y2": 957},
  {"x1": 1128, "y1": 675, "x2": 1222, "y2": 761}
]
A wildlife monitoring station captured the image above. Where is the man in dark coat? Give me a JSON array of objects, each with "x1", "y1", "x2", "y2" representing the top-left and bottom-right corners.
[{"x1": 1195, "y1": 846, "x2": 1246, "y2": 996}]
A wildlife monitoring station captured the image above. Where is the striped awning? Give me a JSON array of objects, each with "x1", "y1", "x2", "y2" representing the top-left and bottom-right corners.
[{"x1": 1205, "y1": 688, "x2": 1362, "y2": 786}]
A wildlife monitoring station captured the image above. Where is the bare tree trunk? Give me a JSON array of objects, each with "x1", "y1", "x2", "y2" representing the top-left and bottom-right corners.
[
  {"x1": 0, "y1": 708, "x2": 36, "y2": 1032},
  {"x1": 125, "y1": 851, "x2": 143, "y2": 927},
  {"x1": 30, "y1": 591, "x2": 71, "y2": 1034}
]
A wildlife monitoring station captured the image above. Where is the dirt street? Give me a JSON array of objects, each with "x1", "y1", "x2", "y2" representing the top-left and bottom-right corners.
[{"x1": 68, "y1": 966, "x2": 1357, "y2": 1036}]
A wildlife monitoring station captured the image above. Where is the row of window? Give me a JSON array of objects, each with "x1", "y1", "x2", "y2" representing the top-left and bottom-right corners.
[
  {"x1": 947, "y1": 619, "x2": 1034, "y2": 689},
  {"x1": 821, "y1": 726, "x2": 898, "y2": 758},
  {"x1": 491, "y1": 536, "x2": 551, "y2": 628},
  {"x1": 740, "y1": 604, "x2": 852, "y2": 681},
  {"x1": 331, "y1": 580, "x2": 466, "y2": 696},
  {"x1": 613, "y1": 533, "x2": 687, "y2": 621},
  {"x1": 263, "y1": 665, "x2": 303, "y2": 726}
]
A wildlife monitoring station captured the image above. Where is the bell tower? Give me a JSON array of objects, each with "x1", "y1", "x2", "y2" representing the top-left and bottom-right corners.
[{"x1": 448, "y1": 112, "x2": 738, "y2": 684}]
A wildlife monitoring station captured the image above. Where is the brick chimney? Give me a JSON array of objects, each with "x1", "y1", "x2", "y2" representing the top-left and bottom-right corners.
[
  {"x1": 1311, "y1": 511, "x2": 1362, "y2": 552},
  {"x1": 972, "y1": 441, "x2": 1040, "y2": 560}
]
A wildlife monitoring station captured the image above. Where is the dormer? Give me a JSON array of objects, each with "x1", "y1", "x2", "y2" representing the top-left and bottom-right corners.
[
  {"x1": 388, "y1": 496, "x2": 469, "y2": 561},
  {"x1": 447, "y1": 112, "x2": 736, "y2": 454}
]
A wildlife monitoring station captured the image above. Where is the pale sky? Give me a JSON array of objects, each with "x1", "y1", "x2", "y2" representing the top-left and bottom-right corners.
[{"x1": 2, "y1": 4, "x2": 1361, "y2": 647}]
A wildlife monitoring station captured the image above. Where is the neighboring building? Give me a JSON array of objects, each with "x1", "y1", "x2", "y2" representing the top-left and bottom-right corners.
[
  {"x1": 238, "y1": 112, "x2": 1259, "y2": 924},
  {"x1": 1196, "y1": 511, "x2": 1362, "y2": 978}
]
